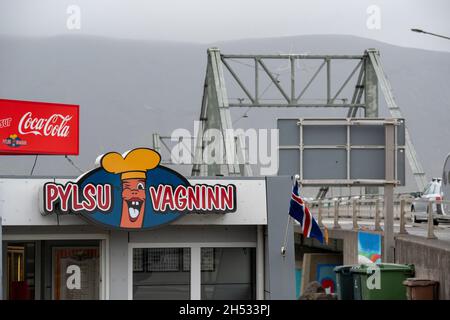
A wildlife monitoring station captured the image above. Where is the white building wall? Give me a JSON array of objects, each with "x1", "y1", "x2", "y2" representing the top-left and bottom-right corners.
[{"x1": 0, "y1": 176, "x2": 265, "y2": 300}]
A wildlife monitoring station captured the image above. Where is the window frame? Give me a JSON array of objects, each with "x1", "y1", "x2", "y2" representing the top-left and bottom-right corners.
[{"x1": 128, "y1": 242, "x2": 257, "y2": 300}]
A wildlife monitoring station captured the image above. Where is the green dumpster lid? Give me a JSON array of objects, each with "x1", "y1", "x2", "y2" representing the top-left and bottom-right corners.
[
  {"x1": 351, "y1": 263, "x2": 415, "y2": 274},
  {"x1": 333, "y1": 265, "x2": 358, "y2": 272}
]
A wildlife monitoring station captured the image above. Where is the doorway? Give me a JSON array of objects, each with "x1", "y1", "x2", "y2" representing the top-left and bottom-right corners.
[
  {"x1": 44, "y1": 240, "x2": 100, "y2": 300},
  {"x1": 5, "y1": 242, "x2": 36, "y2": 300},
  {"x1": 3, "y1": 239, "x2": 104, "y2": 300}
]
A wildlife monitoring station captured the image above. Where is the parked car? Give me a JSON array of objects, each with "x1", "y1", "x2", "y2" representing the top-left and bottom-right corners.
[
  {"x1": 441, "y1": 153, "x2": 450, "y2": 222},
  {"x1": 411, "y1": 178, "x2": 443, "y2": 225}
]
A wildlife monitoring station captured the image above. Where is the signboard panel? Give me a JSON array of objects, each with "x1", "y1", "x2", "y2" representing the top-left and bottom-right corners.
[
  {"x1": 350, "y1": 149, "x2": 385, "y2": 180},
  {"x1": 41, "y1": 148, "x2": 237, "y2": 230},
  {"x1": 278, "y1": 119, "x2": 299, "y2": 146},
  {"x1": 303, "y1": 125, "x2": 346, "y2": 145},
  {"x1": 358, "y1": 232, "x2": 382, "y2": 264},
  {"x1": 278, "y1": 118, "x2": 405, "y2": 186},
  {"x1": 0, "y1": 99, "x2": 79, "y2": 155},
  {"x1": 0, "y1": 178, "x2": 266, "y2": 227},
  {"x1": 303, "y1": 149, "x2": 346, "y2": 180},
  {"x1": 279, "y1": 149, "x2": 300, "y2": 179}
]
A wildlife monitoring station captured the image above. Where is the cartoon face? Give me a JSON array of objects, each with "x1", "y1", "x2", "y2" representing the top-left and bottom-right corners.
[{"x1": 120, "y1": 178, "x2": 146, "y2": 228}]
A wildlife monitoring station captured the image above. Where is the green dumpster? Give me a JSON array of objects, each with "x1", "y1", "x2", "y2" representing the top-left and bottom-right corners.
[
  {"x1": 334, "y1": 265, "x2": 356, "y2": 300},
  {"x1": 351, "y1": 263, "x2": 415, "y2": 300}
]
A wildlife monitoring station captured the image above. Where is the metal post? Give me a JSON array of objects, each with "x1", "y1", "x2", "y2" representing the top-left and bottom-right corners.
[
  {"x1": 317, "y1": 200, "x2": 323, "y2": 227},
  {"x1": 333, "y1": 200, "x2": 341, "y2": 229},
  {"x1": 327, "y1": 202, "x2": 331, "y2": 218},
  {"x1": 399, "y1": 199, "x2": 408, "y2": 234},
  {"x1": 152, "y1": 133, "x2": 161, "y2": 154},
  {"x1": 326, "y1": 58, "x2": 331, "y2": 103},
  {"x1": 384, "y1": 123, "x2": 396, "y2": 263},
  {"x1": 427, "y1": 201, "x2": 437, "y2": 239},
  {"x1": 256, "y1": 225, "x2": 265, "y2": 300},
  {"x1": 367, "y1": 50, "x2": 428, "y2": 192},
  {"x1": 195, "y1": 48, "x2": 246, "y2": 176},
  {"x1": 347, "y1": 198, "x2": 351, "y2": 218},
  {"x1": 384, "y1": 187, "x2": 395, "y2": 263},
  {"x1": 375, "y1": 199, "x2": 382, "y2": 231},
  {"x1": 352, "y1": 199, "x2": 358, "y2": 230},
  {"x1": 255, "y1": 58, "x2": 259, "y2": 104},
  {"x1": 364, "y1": 52, "x2": 379, "y2": 196},
  {"x1": 190, "y1": 246, "x2": 201, "y2": 300},
  {"x1": 364, "y1": 52, "x2": 379, "y2": 117},
  {"x1": 290, "y1": 56, "x2": 295, "y2": 103},
  {"x1": 358, "y1": 199, "x2": 362, "y2": 219}
]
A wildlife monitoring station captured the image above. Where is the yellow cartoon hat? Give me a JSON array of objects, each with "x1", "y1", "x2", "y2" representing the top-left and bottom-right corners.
[{"x1": 101, "y1": 148, "x2": 161, "y2": 180}]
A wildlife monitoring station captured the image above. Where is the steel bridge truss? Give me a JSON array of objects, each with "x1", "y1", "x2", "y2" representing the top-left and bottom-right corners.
[{"x1": 154, "y1": 47, "x2": 427, "y2": 192}]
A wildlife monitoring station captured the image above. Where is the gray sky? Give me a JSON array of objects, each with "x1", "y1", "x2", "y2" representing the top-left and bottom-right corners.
[{"x1": 1, "y1": 0, "x2": 450, "y2": 51}]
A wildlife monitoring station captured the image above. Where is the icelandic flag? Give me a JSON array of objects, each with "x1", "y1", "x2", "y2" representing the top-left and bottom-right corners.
[{"x1": 289, "y1": 180, "x2": 324, "y2": 243}]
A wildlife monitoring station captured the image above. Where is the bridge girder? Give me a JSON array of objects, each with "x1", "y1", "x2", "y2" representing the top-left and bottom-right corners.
[{"x1": 156, "y1": 47, "x2": 428, "y2": 192}]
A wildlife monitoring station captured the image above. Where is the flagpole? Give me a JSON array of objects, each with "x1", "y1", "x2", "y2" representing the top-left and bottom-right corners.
[
  {"x1": 281, "y1": 215, "x2": 292, "y2": 256},
  {"x1": 281, "y1": 174, "x2": 299, "y2": 256}
]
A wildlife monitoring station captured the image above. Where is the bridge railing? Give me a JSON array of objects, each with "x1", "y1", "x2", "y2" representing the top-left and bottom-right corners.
[{"x1": 305, "y1": 195, "x2": 449, "y2": 240}]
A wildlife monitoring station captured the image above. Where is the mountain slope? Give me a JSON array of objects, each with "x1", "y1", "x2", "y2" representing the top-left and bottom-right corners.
[{"x1": 0, "y1": 34, "x2": 449, "y2": 191}]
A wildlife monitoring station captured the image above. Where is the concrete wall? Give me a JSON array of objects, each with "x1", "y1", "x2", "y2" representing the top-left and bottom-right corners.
[
  {"x1": 300, "y1": 253, "x2": 342, "y2": 294},
  {"x1": 325, "y1": 228, "x2": 384, "y2": 265},
  {"x1": 396, "y1": 235, "x2": 450, "y2": 300},
  {"x1": 326, "y1": 229, "x2": 359, "y2": 265}
]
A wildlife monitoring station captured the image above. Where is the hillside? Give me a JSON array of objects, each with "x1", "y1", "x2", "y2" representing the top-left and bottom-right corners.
[{"x1": 1, "y1": 34, "x2": 449, "y2": 191}]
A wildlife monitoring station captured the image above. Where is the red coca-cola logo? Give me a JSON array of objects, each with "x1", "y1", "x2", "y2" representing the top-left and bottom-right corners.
[{"x1": 18, "y1": 112, "x2": 72, "y2": 137}]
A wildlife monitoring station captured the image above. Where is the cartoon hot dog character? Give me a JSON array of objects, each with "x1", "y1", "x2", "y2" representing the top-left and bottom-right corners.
[{"x1": 101, "y1": 148, "x2": 161, "y2": 228}]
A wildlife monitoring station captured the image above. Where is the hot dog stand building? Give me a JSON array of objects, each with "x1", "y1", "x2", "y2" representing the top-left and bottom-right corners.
[{"x1": 0, "y1": 147, "x2": 296, "y2": 300}]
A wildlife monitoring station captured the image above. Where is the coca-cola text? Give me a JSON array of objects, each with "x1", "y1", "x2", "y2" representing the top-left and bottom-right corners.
[{"x1": 18, "y1": 112, "x2": 72, "y2": 137}]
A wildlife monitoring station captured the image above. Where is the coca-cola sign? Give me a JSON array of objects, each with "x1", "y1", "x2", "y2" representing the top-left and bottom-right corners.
[
  {"x1": 18, "y1": 112, "x2": 72, "y2": 137},
  {"x1": 0, "y1": 99, "x2": 79, "y2": 155}
]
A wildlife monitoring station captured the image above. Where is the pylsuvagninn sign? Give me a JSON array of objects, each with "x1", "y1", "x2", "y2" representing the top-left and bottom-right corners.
[{"x1": 42, "y1": 148, "x2": 237, "y2": 230}]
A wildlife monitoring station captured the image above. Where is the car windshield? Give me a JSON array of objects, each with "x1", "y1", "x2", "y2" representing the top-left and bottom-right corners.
[{"x1": 423, "y1": 182, "x2": 441, "y2": 195}]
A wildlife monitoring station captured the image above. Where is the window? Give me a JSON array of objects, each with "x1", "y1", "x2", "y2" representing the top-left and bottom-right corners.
[
  {"x1": 424, "y1": 182, "x2": 441, "y2": 195},
  {"x1": 131, "y1": 246, "x2": 257, "y2": 300},
  {"x1": 423, "y1": 183, "x2": 433, "y2": 195},
  {"x1": 182, "y1": 248, "x2": 215, "y2": 271},
  {"x1": 201, "y1": 248, "x2": 256, "y2": 300},
  {"x1": 132, "y1": 248, "x2": 190, "y2": 300}
]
